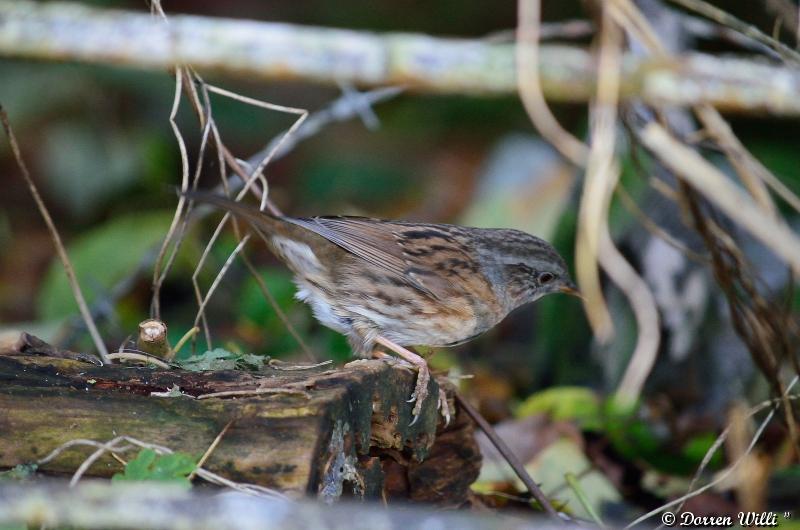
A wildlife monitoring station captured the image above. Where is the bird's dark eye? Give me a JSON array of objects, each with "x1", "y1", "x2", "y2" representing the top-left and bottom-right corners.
[{"x1": 539, "y1": 272, "x2": 555, "y2": 284}]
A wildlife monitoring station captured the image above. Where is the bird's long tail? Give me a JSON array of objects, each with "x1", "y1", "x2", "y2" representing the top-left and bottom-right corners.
[{"x1": 182, "y1": 190, "x2": 286, "y2": 235}]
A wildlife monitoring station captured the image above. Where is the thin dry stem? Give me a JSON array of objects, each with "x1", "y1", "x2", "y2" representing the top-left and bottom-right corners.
[
  {"x1": 640, "y1": 123, "x2": 800, "y2": 273},
  {"x1": 151, "y1": 66, "x2": 192, "y2": 320},
  {"x1": 666, "y1": 0, "x2": 800, "y2": 64},
  {"x1": 576, "y1": 4, "x2": 623, "y2": 342},
  {"x1": 694, "y1": 105, "x2": 777, "y2": 216},
  {"x1": 601, "y1": 229, "x2": 661, "y2": 402},
  {"x1": 268, "y1": 359, "x2": 333, "y2": 371},
  {"x1": 185, "y1": 84, "x2": 308, "y2": 349},
  {"x1": 106, "y1": 351, "x2": 172, "y2": 369},
  {"x1": 0, "y1": 108, "x2": 110, "y2": 364},
  {"x1": 38, "y1": 435, "x2": 288, "y2": 500},
  {"x1": 696, "y1": 105, "x2": 800, "y2": 215},
  {"x1": 516, "y1": 0, "x2": 588, "y2": 166},
  {"x1": 627, "y1": 375, "x2": 799, "y2": 529},
  {"x1": 192, "y1": 236, "x2": 251, "y2": 336},
  {"x1": 196, "y1": 388, "x2": 310, "y2": 400},
  {"x1": 188, "y1": 420, "x2": 233, "y2": 481},
  {"x1": 171, "y1": 326, "x2": 200, "y2": 357},
  {"x1": 616, "y1": 185, "x2": 708, "y2": 264}
]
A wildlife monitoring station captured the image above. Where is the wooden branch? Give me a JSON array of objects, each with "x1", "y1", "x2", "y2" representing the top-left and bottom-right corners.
[
  {"x1": 0, "y1": 481, "x2": 565, "y2": 530},
  {"x1": 0, "y1": 348, "x2": 480, "y2": 505},
  {"x1": 1, "y1": 1, "x2": 799, "y2": 114}
]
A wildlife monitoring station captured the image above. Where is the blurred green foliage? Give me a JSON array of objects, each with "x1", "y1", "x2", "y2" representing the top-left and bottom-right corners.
[
  {"x1": 518, "y1": 388, "x2": 724, "y2": 475},
  {"x1": 37, "y1": 211, "x2": 174, "y2": 320},
  {"x1": 516, "y1": 386, "x2": 601, "y2": 430}
]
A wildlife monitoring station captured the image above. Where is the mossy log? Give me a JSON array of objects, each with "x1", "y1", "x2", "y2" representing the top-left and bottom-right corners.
[{"x1": 0, "y1": 340, "x2": 480, "y2": 505}]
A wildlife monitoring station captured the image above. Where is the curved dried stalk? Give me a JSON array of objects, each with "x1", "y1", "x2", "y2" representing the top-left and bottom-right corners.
[
  {"x1": 640, "y1": 123, "x2": 800, "y2": 272},
  {"x1": 516, "y1": 0, "x2": 588, "y2": 166},
  {"x1": 576, "y1": 4, "x2": 623, "y2": 342},
  {"x1": 151, "y1": 67, "x2": 192, "y2": 320},
  {"x1": 37, "y1": 435, "x2": 288, "y2": 500},
  {"x1": 186, "y1": 85, "x2": 307, "y2": 349}
]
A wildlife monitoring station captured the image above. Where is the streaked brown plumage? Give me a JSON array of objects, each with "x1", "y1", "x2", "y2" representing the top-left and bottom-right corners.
[{"x1": 189, "y1": 191, "x2": 577, "y2": 424}]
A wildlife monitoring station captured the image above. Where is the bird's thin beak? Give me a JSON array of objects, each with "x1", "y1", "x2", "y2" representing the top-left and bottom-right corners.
[{"x1": 559, "y1": 281, "x2": 584, "y2": 300}]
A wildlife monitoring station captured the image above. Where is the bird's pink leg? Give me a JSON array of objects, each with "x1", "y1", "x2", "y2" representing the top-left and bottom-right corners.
[{"x1": 373, "y1": 336, "x2": 449, "y2": 426}]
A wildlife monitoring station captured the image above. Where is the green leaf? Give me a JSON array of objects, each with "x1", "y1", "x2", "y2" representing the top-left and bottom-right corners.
[
  {"x1": 177, "y1": 347, "x2": 266, "y2": 372},
  {"x1": 0, "y1": 463, "x2": 37, "y2": 481},
  {"x1": 37, "y1": 211, "x2": 174, "y2": 320},
  {"x1": 516, "y1": 386, "x2": 601, "y2": 430},
  {"x1": 112, "y1": 449, "x2": 196, "y2": 486}
]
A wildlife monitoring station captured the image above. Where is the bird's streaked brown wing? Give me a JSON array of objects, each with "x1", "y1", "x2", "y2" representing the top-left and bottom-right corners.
[{"x1": 285, "y1": 216, "x2": 466, "y2": 299}]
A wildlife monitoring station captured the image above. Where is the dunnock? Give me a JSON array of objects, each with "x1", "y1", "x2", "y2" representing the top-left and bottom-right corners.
[{"x1": 189, "y1": 192, "x2": 578, "y2": 424}]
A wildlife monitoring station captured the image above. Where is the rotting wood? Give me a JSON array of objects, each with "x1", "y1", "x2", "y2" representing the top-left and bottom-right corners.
[{"x1": 0, "y1": 343, "x2": 480, "y2": 505}]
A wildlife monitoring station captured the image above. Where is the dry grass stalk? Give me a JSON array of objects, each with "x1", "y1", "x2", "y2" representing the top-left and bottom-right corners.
[
  {"x1": 516, "y1": 0, "x2": 588, "y2": 166},
  {"x1": 640, "y1": 123, "x2": 800, "y2": 271},
  {"x1": 0, "y1": 108, "x2": 110, "y2": 364},
  {"x1": 666, "y1": 0, "x2": 800, "y2": 64},
  {"x1": 626, "y1": 376, "x2": 799, "y2": 528}
]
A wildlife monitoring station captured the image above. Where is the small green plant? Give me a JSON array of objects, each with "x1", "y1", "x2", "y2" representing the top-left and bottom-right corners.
[
  {"x1": 176, "y1": 347, "x2": 266, "y2": 371},
  {"x1": 112, "y1": 449, "x2": 197, "y2": 487},
  {"x1": 0, "y1": 464, "x2": 37, "y2": 481}
]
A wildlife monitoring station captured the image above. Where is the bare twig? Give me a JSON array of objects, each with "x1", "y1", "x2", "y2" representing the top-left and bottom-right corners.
[
  {"x1": 171, "y1": 326, "x2": 200, "y2": 357},
  {"x1": 185, "y1": 84, "x2": 307, "y2": 350},
  {"x1": 0, "y1": 107, "x2": 110, "y2": 364},
  {"x1": 106, "y1": 351, "x2": 172, "y2": 369},
  {"x1": 682, "y1": 14, "x2": 781, "y2": 59},
  {"x1": 694, "y1": 105, "x2": 800, "y2": 215},
  {"x1": 626, "y1": 376, "x2": 799, "y2": 529},
  {"x1": 576, "y1": 4, "x2": 621, "y2": 342},
  {"x1": 599, "y1": 2, "x2": 661, "y2": 402},
  {"x1": 192, "y1": 235, "x2": 251, "y2": 339},
  {"x1": 188, "y1": 419, "x2": 233, "y2": 481},
  {"x1": 455, "y1": 393, "x2": 563, "y2": 523},
  {"x1": 268, "y1": 359, "x2": 333, "y2": 371},
  {"x1": 37, "y1": 435, "x2": 288, "y2": 500},
  {"x1": 764, "y1": 0, "x2": 799, "y2": 45},
  {"x1": 694, "y1": 105, "x2": 777, "y2": 215},
  {"x1": 640, "y1": 123, "x2": 800, "y2": 272},
  {"x1": 196, "y1": 387, "x2": 310, "y2": 400},
  {"x1": 615, "y1": 185, "x2": 708, "y2": 264},
  {"x1": 665, "y1": 0, "x2": 800, "y2": 64}
]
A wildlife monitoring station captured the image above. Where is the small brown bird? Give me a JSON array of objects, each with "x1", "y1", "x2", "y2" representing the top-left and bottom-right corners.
[{"x1": 190, "y1": 192, "x2": 578, "y2": 424}]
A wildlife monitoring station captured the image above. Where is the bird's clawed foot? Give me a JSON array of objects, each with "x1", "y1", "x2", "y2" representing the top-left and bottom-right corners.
[
  {"x1": 373, "y1": 336, "x2": 436, "y2": 427},
  {"x1": 406, "y1": 360, "x2": 431, "y2": 426}
]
